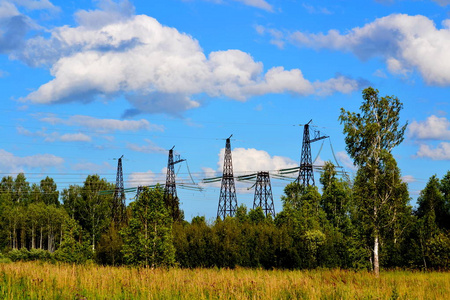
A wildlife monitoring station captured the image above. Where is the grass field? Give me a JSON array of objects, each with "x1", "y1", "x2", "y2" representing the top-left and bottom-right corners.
[{"x1": 0, "y1": 262, "x2": 449, "y2": 299}]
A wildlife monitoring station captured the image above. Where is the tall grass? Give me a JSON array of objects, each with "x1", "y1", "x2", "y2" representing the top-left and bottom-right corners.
[{"x1": 0, "y1": 262, "x2": 449, "y2": 299}]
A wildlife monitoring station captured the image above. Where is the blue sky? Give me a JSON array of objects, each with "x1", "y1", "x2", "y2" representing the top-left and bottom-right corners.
[{"x1": 1, "y1": 0, "x2": 450, "y2": 220}]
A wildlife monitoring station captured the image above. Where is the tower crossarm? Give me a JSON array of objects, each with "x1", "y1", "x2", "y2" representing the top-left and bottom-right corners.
[{"x1": 310, "y1": 135, "x2": 329, "y2": 143}]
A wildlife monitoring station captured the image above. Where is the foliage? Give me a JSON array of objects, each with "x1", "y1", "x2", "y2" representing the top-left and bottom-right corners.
[
  {"x1": 96, "y1": 220, "x2": 125, "y2": 265},
  {"x1": 339, "y1": 87, "x2": 409, "y2": 275},
  {"x1": 0, "y1": 160, "x2": 449, "y2": 271},
  {"x1": 121, "y1": 186, "x2": 175, "y2": 267},
  {"x1": 54, "y1": 218, "x2": 92, "y2": 264},
  {"x1": 7, "y1": 248, "x2": 52, "y2": 262}
]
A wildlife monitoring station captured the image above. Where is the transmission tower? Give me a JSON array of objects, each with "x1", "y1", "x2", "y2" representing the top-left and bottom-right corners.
[
  {"x1": 136, "y1": 185, "x2": 144, "y2": 199},
  {"x1": 164, "y1": 146, "x2": 185, "y2": 221},
  {"x1": 253, "y1": 171, "x2": 275, "y2": 217},
  {"x1": 217, "y1": 135, "x2": 238, "y2": 219},
  {"x1": 112, "y1": 155, "x2": 126, "y2": 223},
  {"x1": 297, "y1": 120, "x2": 328, "y2": 187}
]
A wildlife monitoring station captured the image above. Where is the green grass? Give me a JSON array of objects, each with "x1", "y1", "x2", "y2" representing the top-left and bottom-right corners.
[{"x1": 0, "y1": 262, "x2": 449, "y2": 299}]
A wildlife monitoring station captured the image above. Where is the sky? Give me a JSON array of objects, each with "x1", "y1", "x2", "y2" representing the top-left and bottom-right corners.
[{"x1": 1, "y1": 0, "x2": 450, "y2": 221}]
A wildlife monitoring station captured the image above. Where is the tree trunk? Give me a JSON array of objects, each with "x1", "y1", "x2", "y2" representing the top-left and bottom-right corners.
[
  {"x1": 374, "y1": 233, "x2": 380, "y2": 277},
  {"x1": 31, "y1": 224, "x2": 35, "y2": 249},
  {"x1": 40, "y1": 226, "x2": 43, "y2": 249}
]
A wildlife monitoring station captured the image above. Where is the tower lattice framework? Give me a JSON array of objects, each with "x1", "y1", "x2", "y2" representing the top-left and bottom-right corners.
[
  {"x1": 164, "y1": 147, "x2": 184, "y2": 221},
  {"x1": 217, "y1": 135, "x2": 238, "y2": 219},
  {"x1": 112, "y1": 155, "x2": 126, "y2": 223},
  {"x1": 253, "y1": 171, "x2": 275, "y2": 217},
  {"x1": 297, "y1": 120, "x2": 328, "y2": 187}
]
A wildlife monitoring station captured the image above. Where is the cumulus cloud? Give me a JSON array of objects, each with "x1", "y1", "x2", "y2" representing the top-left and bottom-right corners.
[
  {"x1": 0, "y1": 149, "x2": 64, "y2": 173},
  {"x1": 289, "y1": 14, "x2": 450, "y2": 85},
  {"x1": 39, "y1": 114, "x2": 163, "y2": 132},
  {"x1": 409, "y1": 115, "x2": 450, "y2": 140},
  {"x1": 0, "y1": 1, "x2": 59, "y2": 54},
  {"x1": 12, "y1": 0, "x2": 358, "y2": 115},
  {"x1": 74, "y1": 0, "x2": 134, "y2": 29},
  {"x1": 217, "y1": 147, "x2": 297, "y2": 175},
  {"x1": 0, "y1": 1, "x2": 32, "y2": 53},
  {"x1": 416, "y1": 142, "x2": 450, "y2": 160}
]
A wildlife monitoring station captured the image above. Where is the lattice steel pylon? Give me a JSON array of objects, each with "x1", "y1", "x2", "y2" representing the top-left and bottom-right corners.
[
  {"x1": 297, "y1": 120, "x2": 328, "y2": 187},
  {"x1": 253, "y1": 171, "x2": 275, "y2": 217},
  {"x1": 217, "y1": 135, "x2": 238, "y2": 219},
  {"x1": 164, "y1": 146, "x2": 185, "y2": 221},
  {"x1": 112, "y1": 155, "x2": 126, "y2": 223}
]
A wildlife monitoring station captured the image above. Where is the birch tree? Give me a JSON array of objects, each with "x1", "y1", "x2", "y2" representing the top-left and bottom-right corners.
[{"x1": 339, "y1": 87, "x2": 408, "y2": 276}]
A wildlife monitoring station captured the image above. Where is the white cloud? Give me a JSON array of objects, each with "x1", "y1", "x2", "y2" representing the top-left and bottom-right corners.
[
  {"x1": 235, "y1": 0, "x2": 273, "y2": 12},
  {"x1": 127, "y1": 169, "x2": 166, "y2": 187},
  {"x1": 74, "y1": 0, "x2": 134, "y2": 29},
  {"x1": 190, "y1": 0, "x2": 273, "y2": 12},
  {"x1": 409, "y1": 115, "x2": 450, "y2": 140},
  {"x1": 335, "y1": 151, "x2": 357, "y2": 172},
  {"x1": 401, "y1": 175, "x2": 416, "y2": 183},
  {"x1": 16, "y1": 126, "x2": 92, "y2": 143},
  {"x1": 0, "y1": 149, "x2": 64, "y2": 173},
  {"x1": 416, "y1": 142, "x2": 450, "y2": 160},
  {"x1": 0, "y1": 0, "x2": 59, "y2": 54},
  {"x1": 0, "y1": 1, "x2": 20, "y2": 19},
  {"x1": 0, "y1": 1, "x2": 33, "y2": 53},
  {"x1": 126, "y1": 139, "x2": 165, "y2": 153},
  {"x1": 313, "y1": 75, "x2": 361, "y2": 96},
  {"x1": 11, "y1": 0, "x2": 59, "y2": 12},
  {"x1": 302, "y1": 3, "x2": 332, "y2": 15},
  {"x1": 217, "y1": 147, "x2": 297, "y2": 175},
  {"x1": 373, "y1": 69, "x2": 387, "y2": 78},
  {"x1": 39, "y1": 114, "x2": 162, "y2": 132},
  {"x1": 289, "y1": 14, "x2": 450, "y2": 86},
  {"x1": 59, "y1": 133, "x2": 92, "y2": 142},
  {"x1": 433, "y1": 0, "x2": 450, "y2": 6},
  {"x1": 15, "y1": 2, "x2": 358, "y2": 114}
]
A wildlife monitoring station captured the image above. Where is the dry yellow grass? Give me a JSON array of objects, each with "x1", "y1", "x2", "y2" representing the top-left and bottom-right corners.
[{"x1": 0, "y1": 262, "x2": 449, "y2": 299}]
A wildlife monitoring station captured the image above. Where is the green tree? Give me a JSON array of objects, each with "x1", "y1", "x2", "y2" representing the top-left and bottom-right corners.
[
  {"x1": 27, "y1": 202, "x2": 46, "y2": 249},
  {"x1": 96, "y1": 220, "x2": 125, "y2": 265},
  {"x1": 54, "y1": 217, "x2": 92, "y2": 264},
  {"x1": 40, "y1": 176, "x2": 60, "y2": 206},
  {"x1": 13, "y1": 173, "x2": 30, "y2": 204},
  {"x1": 440, "y1": 171, "x2": 450, "y2": 230},
  {"x1": 61, "y1": 184, "x2": 82, "y2": 219},
  {"x1": 76, "y1": 175, "x2": 114, "y2": 251},
  {"x1": 320, "y1": 161, "x2": 352, "y2": 230},
  {"x1": 339, "y1": 87, "x2": 408, "y2": 275},
  {"x1": 121, "y1": 186, "x2": 175, "y2": 267}
]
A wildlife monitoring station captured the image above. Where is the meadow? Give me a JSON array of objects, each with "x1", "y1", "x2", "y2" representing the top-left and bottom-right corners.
[{"x1": 1, "y1": 262, "x2": 449, "y2": 299}]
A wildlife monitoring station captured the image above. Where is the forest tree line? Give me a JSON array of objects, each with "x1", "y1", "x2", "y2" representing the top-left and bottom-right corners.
[
  {"x1": 0, "y1": 87, "x2": 449, "y2": 272},
  {"x1": 0, "y1": 166, "x2": 449, "y2": 270}
]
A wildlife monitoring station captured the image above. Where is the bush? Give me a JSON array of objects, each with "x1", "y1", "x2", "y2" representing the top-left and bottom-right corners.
[
  {"x1": 7, "y1": 248, "x2": 52, "y2": 262},
  {"x1": 28, "y1": 248, "x2": 52, "y2": 261},
  {"x1": 8, "y1": 248, "x2": 30, "y2": 262},
  {"x1": 0, "y1": 252, "x2": 12, "y2": 263}
]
